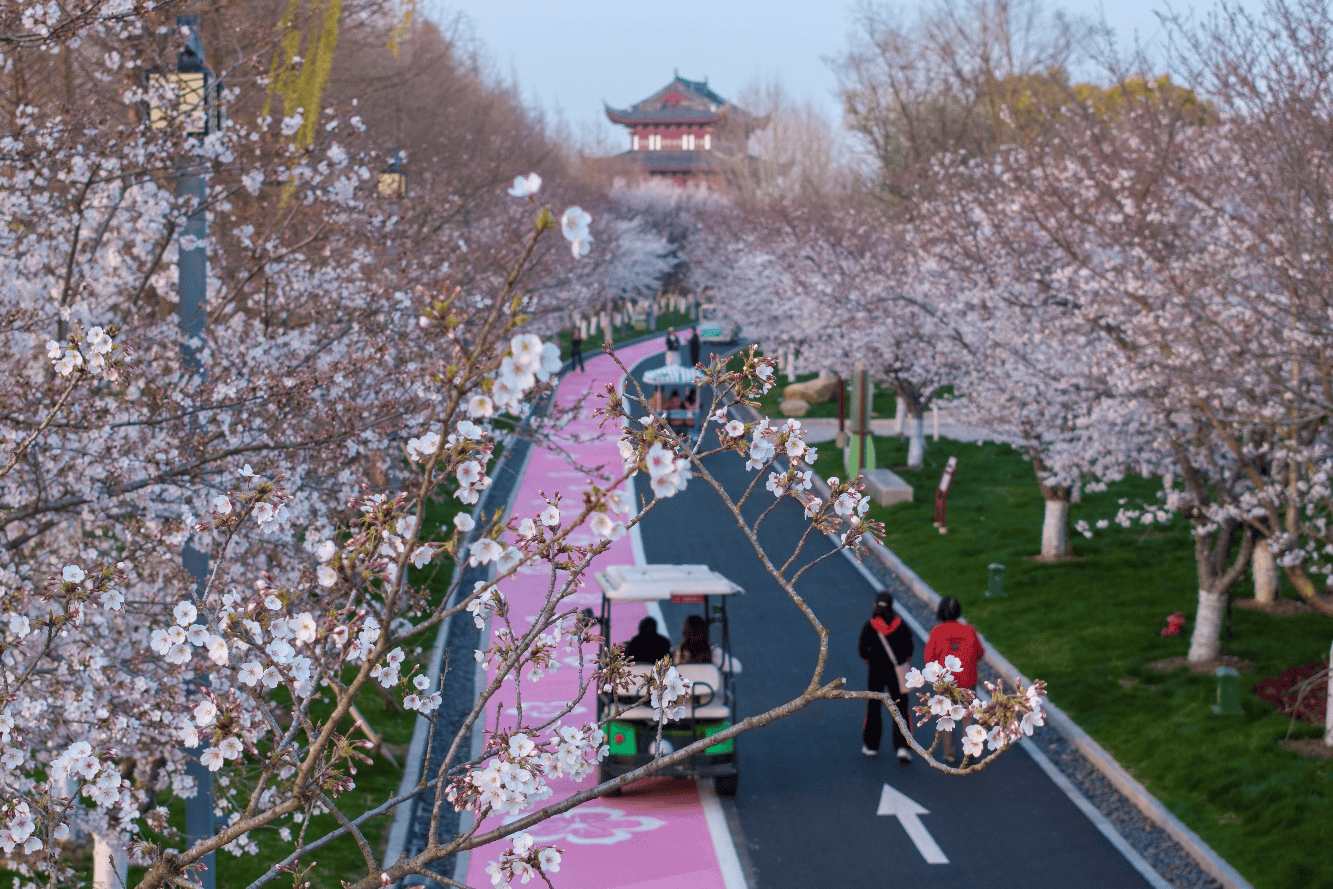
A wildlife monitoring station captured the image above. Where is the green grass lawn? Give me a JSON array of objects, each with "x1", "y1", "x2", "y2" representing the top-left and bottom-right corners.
[
  {"x1": 812, "y1": 434, "x2": 1333, "y2": 888},
  {"x1": 77, "y1": 492, "x2": 470, "y2": 889},
  {"x1": 206, "y1": 493, "x2": 468, "y2": 888}
]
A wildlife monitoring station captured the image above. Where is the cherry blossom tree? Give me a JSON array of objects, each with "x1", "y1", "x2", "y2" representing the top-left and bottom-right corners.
[{"x1": 0, "y1": 4, "x2": 1051, "y2": 887}]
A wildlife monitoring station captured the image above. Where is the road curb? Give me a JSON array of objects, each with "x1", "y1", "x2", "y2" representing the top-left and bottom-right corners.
[{"x1": 730, "y1": 403, "x2": 1252, "y2": 889}]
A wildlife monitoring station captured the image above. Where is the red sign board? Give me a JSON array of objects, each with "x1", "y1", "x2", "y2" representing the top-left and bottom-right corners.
[{"x1": 670, "y1": 593, "x2": 705, "y2": 604}]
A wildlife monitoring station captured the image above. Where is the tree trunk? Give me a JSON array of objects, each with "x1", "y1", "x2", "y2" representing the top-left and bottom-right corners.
[
  {"x1": 1041, "y1": 498, "x2": 1070, "y2": 558},
  {"x1": 894, "y1": 395, "x2": 907, "y2": 435},
  {"x1": 1325, "y1": 638, "x2": 1332, "y2": 747},
  {"x1": 906, "y1": 413, "x2": 925, "y2": 469},
  {"x1": 1187, "y1": 588, "x2": 1228, "y2": 664},
  {"x1": 1252, "y1": 542, "x2": 1278, "y2": 605},
  {"x1": 93, "y1": 833, "x2": 127, "y2": 889}
]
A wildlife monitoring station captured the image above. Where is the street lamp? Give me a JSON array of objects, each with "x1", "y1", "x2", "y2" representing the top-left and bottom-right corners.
[
  {"x1": 147, "y1": 15, "x2": 219, "y2": 889},
  {"x1": 377, "y1": 149, "x2": 408, "y2": 199},
  {"x1": 147, "y1": 14, "x2": 221, "y2": 371},
  {"x1": 147, "y1": 20, "x2": 223, "y2": 138}
]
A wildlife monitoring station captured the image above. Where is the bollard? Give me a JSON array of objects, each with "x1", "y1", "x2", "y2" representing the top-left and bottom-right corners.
[
  {"x1": 1212, "y1": 666, "x2": 1244, "y2": 715},
  {"x1": 984, "y1": 563, "x2": 1007, "y2": 598}
]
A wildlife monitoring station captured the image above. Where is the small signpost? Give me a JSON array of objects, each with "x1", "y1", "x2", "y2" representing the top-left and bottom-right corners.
[{"x1": 934, "y1": 456, "x2": 957, "y2": 534}]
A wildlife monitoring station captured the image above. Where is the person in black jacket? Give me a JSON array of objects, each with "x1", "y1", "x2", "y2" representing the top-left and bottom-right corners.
[
  {"x1": 664, "y1": 328, "x2": 680, "y2": 366},
  {"x1": 687, "y1": 327, "x2": 701, "y2": 367},
  {"x1": 858, "y1": 592, "x2": 915, "y2": 760},
  {"x1": 624, "y1": 616, "x2": 671, "y2": 664}
]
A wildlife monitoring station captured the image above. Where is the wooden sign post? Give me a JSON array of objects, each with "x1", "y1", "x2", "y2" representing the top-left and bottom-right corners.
[{"x1": 934, "y1": 455, "x2": 957, "y2": 534}]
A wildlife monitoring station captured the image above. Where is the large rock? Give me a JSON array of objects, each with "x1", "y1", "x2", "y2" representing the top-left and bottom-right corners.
[
  {"x1": 784, "y1": 377, "x2": 840, "y2": 404},
  {"x1": 780, "y1": 399, "x2": 810, "y2": 417},
  {"x1": 862, "y1": 468, "x2": 913, "y2": 507}
]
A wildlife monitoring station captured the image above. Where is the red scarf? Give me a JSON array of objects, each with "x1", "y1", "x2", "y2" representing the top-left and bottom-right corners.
[{"x1": 871, "y1": 616, "x2": 901, "y2": 636}]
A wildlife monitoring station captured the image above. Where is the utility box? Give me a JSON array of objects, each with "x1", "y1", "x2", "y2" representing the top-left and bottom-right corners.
[
  {"x1": 985, "y1": 563, "x2": 1007, "y2": 598},
  {"x1": 1212, "y1": 666, "x2": 1244, "y2": 715}
]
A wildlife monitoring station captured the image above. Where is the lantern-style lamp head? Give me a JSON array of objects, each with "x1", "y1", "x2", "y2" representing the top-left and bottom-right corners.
[
  {"x1": 148, "y1": 15, "x2": 222, "y2": 136},
  {"x1": 377, "y1": 150, "x2": 408, "y2": 199}
]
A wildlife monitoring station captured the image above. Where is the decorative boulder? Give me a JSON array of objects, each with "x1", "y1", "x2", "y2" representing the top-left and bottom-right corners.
[
  {"x1": 780, "y1": 399, "x2": 810, "y2": 417},
  {"x1": 783, "y1": 377, "x2": 840, "y2": 404}
]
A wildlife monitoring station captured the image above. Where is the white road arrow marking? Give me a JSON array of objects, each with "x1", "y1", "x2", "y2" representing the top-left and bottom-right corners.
[{"x1": 877, "y1": 783, "x2": 949, "y2": 864}]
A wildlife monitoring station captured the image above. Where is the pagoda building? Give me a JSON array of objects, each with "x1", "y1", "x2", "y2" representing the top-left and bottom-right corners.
[{"x1": 604, "y1": 73, "x2": 766, "y2": 187}]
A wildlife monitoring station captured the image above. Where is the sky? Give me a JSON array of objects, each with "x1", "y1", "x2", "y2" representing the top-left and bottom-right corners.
[{"x1": 431, "y1": 0, "x2": 1258, "y2": 152}]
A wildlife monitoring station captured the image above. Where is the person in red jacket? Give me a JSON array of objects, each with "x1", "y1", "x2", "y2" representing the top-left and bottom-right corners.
[{"x1": 924, "y1": 596, "x2": 985, "y2": 763}]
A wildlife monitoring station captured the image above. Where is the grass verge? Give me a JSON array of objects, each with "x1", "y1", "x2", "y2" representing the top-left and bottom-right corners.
[{"x1": 811, "y1": 434, "x2": 1333, "y2": 889}]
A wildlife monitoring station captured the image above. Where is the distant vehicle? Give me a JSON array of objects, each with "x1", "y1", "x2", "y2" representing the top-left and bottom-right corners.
[
  {"x1": 594, "y1": 564, "x2": 741, "y2": 796},
  {"x1": 697, "y1": 303, "x2": 740, "y2": 344}
]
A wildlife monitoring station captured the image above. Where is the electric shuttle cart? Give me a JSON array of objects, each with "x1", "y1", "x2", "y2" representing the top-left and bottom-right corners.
[{"x1": 594, "y1": 564, "x2": 741, "y2": 796}]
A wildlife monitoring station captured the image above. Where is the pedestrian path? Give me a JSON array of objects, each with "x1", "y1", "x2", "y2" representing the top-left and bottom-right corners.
[{"x1": 464, "y1": 336, "x2": 737, "y2": 889}]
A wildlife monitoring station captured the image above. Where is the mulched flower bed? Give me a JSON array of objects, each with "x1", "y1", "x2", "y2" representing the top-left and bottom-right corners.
[{"x1": 1254, "y1": 660, "x2": 1330, "y2": 723}]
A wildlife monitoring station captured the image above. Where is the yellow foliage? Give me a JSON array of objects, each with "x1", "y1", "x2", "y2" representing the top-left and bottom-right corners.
[{"x1": 263, "y1": 0, "x2": 343, "y2": 150}]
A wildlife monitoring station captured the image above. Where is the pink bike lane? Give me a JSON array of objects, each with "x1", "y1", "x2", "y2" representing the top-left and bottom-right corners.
[{"x1": 465, "y1": 337, "x2": 740, "y2": 889}]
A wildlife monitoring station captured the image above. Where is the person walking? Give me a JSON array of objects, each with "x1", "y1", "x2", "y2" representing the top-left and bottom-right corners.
[
  {"x1": 569, "y1": 326, "x2": 585, "y2": 373},
  {"x1": 687, "y1": 327, "x2": 701, "y2": 368},
  {"x1": 664, "y1": 327, "x2": 680, "y2": 366},
  {"x1": 858, "y1": 592, "x2": 915, "y2": 761},
  {"x1": 924, "y1": 595, "x2": 985, "y2": 763}
]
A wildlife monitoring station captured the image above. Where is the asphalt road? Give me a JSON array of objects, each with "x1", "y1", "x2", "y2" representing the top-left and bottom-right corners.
[{"x1": 627, "y1": 352, "x2": 1154, "y2": 889}]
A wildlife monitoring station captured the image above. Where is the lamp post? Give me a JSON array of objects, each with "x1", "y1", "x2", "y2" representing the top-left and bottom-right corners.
[{"x1": 149, "y1": 15, "x2": 219, "y2": 889}]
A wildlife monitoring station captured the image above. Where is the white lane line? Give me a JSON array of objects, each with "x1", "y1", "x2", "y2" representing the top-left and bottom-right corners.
[
  {"x1": 625, "y1": 398, "x2": 743, "y2": 888},
  {"x1": 1018, "y1": 737, "x2": 1175, "y2": 889},
  {"x1": 697, "y1": 779, "x2": 750, "y2": 889}
]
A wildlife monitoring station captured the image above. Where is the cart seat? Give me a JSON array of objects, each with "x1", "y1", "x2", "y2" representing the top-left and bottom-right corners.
[
  {"x1": 618, "y1": 663, "x2": 722, "y2": 694},
  {"x1": 612, "y1": 663, "x2": 726, "y2": 718},
  {"x1": 615, "y1": 701, "x2": 732, "y2": 721}
]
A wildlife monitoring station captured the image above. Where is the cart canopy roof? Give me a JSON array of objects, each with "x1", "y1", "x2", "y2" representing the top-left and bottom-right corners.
[
  {"x1": 642, "y1": 365, "x2": 704, "y2": 386},
  {"x1": 595, "y1": 564, "x2": 742, "y2": 602}
]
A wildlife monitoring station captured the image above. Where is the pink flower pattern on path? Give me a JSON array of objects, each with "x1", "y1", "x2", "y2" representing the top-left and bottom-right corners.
[
  {"x1": 467, "y1": 340, "x2": 731, "y2": 889},
  {"x1": 507, "y1": 806, "x2": 666, "y2": 846}
]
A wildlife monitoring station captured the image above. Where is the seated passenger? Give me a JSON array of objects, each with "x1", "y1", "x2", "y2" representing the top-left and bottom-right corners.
[
  {"x1": 673, "y1": 615, "x2": 743, "y2": 673},
  {"x1": 624, "y1": 616, "x2": 672, "y2": 664},
  {"x1": 666, "y1": 390, "x2": 684, "y2": 411},
  {"x1": 684, "y1": 388, "x2": 697, "y2": 410},
  {"x1": 673, "y1": 615, "x2": 712, "y2": 664}
]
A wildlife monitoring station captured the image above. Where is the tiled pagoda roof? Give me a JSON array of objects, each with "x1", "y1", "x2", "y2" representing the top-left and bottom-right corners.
[{"x1": 604, "y1": 75, "x2": 760, "y2": 127}]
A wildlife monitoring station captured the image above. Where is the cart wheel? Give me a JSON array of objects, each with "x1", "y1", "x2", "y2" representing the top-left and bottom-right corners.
[
  {"x1": 599, "y1": 762, "x2": 622, "y2": 797},
  {"x1": 713, "y1": 772, "x2": 738, "y2": 797}
]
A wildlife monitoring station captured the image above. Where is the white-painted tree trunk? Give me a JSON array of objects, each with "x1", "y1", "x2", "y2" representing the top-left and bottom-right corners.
[
  {"x1": 1187, "y1": 588, "x2": 1227, "y2": 664},
  {"x1": 894, "y1": 396, "x2": 907, "y2": 435},
  {"x1": 1325, "y1": 638, "x2": 1332, "y2": 747},
  {"x1": 599, "y1": 311, "x2": 611, "y2": 337},
  {"x1": 1041, "y1": 498, "x2": 1070, "y2": 558},
  {"x1": 1252, "y1": 542, "x2": 1278, "y2": 605},
  {"x1": 906, "y1": 415, "x2": 925, "y2": 469},
  {"x1": 93, "y1": 834, "x2": 127, "y2": 889}
]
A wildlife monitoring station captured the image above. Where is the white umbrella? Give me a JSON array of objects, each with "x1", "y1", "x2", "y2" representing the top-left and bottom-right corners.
[{"x1": 642, "y1": 365, "x2": 704, "y2": 385}]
